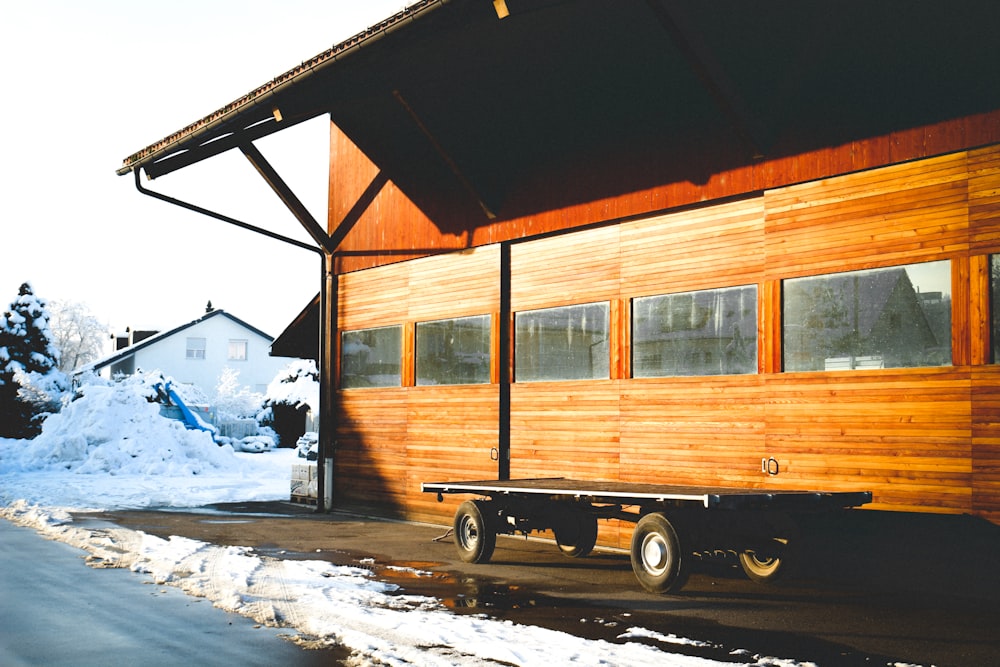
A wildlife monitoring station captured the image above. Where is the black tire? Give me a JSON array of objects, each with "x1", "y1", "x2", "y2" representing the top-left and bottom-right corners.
[
  {"x1": 738, "y1": 538, "x2": 788, "y2": 584},
  {"x1": 630, "y1": 512, "x2": 685, "y2": 594},
  {"x1": 554, "y1": 507, "x2": 599, "y2": 558},
  {"x1": 453, "y1": 500, "x2": 497, "y2": 564}
]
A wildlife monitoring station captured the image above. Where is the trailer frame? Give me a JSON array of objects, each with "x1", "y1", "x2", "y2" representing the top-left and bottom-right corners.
[{"x1": 423, "y1": 478, "x2": 872, "y2": 594}]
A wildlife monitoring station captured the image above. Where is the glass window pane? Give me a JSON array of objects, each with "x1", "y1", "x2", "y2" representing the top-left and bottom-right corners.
[
  {"x1": 783, "y1": 261, "x2": 951, "y2": 371},
  {"x1": 416, "y1": 315, "x2": 491, "y2": 385},
  {"x1": 341, "y1": 326, "x2": 402, "y2": 388},
  {"x1": 993, "y1": 255, "x2": 1000, "y2": 363},
  {"x1": 228, "y1": 339, "x2": 248, "y2": 361},
  {"x1": 186, "y1": 337, "x2": 206, "y2": 360},
  {"x1": 515, "y1": 302, "x2": 609, "y2": 382},
  {"x1": 633, "y1": 285, "x2": 757, "y2": 377}
]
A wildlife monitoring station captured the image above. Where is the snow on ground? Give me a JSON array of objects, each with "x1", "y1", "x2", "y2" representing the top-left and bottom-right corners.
[{"x1": 0, "y1": 373, "x2": 824, "y2": 666}]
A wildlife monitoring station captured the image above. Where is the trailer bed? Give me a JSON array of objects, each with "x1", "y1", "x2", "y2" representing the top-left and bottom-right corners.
[{"x1": 422, "y1": 477, "x2": 872, "y2": 511}]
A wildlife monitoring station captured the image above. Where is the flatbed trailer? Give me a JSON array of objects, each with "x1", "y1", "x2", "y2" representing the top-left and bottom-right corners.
[{"x1": 423, "y1": 478, "x2": 872, "y2": 594}]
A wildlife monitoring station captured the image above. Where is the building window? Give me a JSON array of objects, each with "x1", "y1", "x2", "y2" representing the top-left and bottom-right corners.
[
  {"x1": 228, "y1": 339, "x2": 248, "y2": 361},
  {"x1": 633, "y1": 285, "x2": 757, "y2": 377},
  {"x1": 416, "y1": 315, "x2": 491, "y2": 386},
  {"x1": 993, "y1": 255, "x2": 1000, "y2": 363},
  {"x1": 341, "y1": 325, "x2": 402, "y2": 388},
  {"x1": 186, "y1": 337, "x2": 206, "y2": 360},
  {"x1": 782, "y1": 261, "x2": 951, "y2": 371},
  {"x1": 515, "y1": 302, "x2": 609, "y2": 382}
]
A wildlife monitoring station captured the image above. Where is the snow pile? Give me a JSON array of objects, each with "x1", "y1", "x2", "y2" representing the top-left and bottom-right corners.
[
  {"x1": 0, "y1": 370, "x2": 291, "y2": 510},
  {"x1": 2, "y1": 371, "x2": 234, "y2": 476}
]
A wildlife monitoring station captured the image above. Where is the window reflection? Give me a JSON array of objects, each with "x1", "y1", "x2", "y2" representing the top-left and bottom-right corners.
[
  {"x1": 416, "y1": 315, "x2": 491, "y2": 385},
  {"x1": 993, "y1": 255, "x2": 1000, "y2": 363},
  {"x1": 783, "y1": 261, "x2": 951, "y2": 371},
  {"x1": 341, "y1": 326, "x2": 402, "y2": 388},
  {"x1": 633, "y1": 285, "x2": 757, "y2": 377},
  {"x1": 515, "y1": 303, "x2": 609, "y2": 382}
]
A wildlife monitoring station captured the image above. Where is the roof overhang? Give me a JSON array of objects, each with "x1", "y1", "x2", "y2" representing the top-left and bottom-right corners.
[{"x1": 120, "y1": 0, "x2": 1000, "y2": 230}]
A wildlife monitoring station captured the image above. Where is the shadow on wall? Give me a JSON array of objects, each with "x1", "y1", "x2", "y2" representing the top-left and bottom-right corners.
[{"x1": 786, "y1": 510, "x2": 1000, "y2": 603}]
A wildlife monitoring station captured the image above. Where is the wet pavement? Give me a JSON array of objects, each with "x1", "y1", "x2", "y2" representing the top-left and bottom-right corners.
[
  {"x1": 0, "y1": 519, "x2": 348, "y2": 667},
  {"x1": 90, "y1": 501, "x2": 1000, "y2": 667}
]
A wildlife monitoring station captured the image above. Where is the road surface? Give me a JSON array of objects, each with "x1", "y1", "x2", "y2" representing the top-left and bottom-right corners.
[{"x1": 0, "y1": 520, "x2": 345, "y2": 667}]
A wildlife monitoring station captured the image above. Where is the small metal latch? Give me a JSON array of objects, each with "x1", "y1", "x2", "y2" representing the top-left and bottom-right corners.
[{"x1": 762, "y1": 457, "x2": 780, "y2": 476}]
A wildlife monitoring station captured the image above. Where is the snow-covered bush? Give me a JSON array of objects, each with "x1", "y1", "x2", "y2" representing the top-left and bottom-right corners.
[
  {"x1": 262, "y1": 359, "x2": 318, "y2": 415},
  {"x1": 260, "y1": 359, "x2": 318, "y2": 447},
  {"x1": 213, "y1": 367, "x2": 265, "y2": 421}
]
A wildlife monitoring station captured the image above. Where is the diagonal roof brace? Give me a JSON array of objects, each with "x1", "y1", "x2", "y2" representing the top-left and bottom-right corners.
[
  {"x1": 647, "y1": 0, "x2": 770, "y2": 159},
  {"x1": 239, "y1": 142, "x2": 335, "y2": 253}
]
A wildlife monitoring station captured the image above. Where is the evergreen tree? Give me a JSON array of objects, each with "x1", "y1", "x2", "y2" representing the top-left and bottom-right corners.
[{"x1": 0, "y1": 283, "x2": 66, "y2": 438}]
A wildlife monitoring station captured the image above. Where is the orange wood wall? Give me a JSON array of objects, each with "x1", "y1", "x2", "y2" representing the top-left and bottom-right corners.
[
  {"x1": 330, "y1": 111, "x2": 1000, "y2": 275},
  {"x1": 330, "y1": 132, "x2": 1000, "y2": 528}
]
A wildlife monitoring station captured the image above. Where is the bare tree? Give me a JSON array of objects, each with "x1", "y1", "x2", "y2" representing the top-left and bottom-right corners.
[{"x1": 48, "y1": 300, "x2": 107, "y2": 372}]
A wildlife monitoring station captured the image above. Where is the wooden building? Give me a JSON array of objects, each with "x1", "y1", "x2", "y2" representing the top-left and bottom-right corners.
[{"x1": 120, "y1": 1, "x2": 1000, "y2": 537}]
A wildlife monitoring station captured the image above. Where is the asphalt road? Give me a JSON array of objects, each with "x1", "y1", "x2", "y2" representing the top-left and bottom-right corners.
[
  {"x1": 0, "y1": 520, "x2": 346, "y2": 667},
  {"x1": 94, "y1": 501, "x2": 1000, "y2": 667}
]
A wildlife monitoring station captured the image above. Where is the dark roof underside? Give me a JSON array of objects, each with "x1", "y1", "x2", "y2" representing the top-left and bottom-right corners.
[{"x1": 121, "y1": 0, "x2": 1000, "y2": 231}]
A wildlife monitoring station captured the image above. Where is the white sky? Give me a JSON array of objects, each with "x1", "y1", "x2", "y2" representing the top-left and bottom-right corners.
[{"x1": 0, "y1": 1, "x2": 409, "y2": 347}]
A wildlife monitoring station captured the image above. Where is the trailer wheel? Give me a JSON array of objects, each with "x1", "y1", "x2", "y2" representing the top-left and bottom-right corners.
[
  {"x1": 738, "y1": 538, "x2": 787, "y2": 584},
  {"x1": 554, "y1": 507, "x2": 598, "y2": 558},
  {"x1": 630, "y1": 512, "x2": 685, "y2": 594},
  {"x1": 454, "y1": 500, "x2": 497, "y2": 564}
]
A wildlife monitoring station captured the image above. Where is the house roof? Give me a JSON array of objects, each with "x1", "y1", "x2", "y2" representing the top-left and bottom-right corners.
[
  {"x1": 75, "y1": 309, "x2": 274, "y2": 376},
  {"x1": 118, "y1": 0, "x2": 1000, "y2": 231},
  {"x1": 270, "y1": 295, "x2": 319, "y2": 360}
]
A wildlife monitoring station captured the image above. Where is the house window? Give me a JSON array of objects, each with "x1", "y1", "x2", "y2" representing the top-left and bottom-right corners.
[
  {"x1": 186, "y1": 337, "x2": 206, "y2": 360},
  {"x1": 633, "y1": 285, "x2": 757, "y2": 377},
  {"x1": 782, "y1": 261, "x2": 951, "y2": 371},
  {"x1": 341, "y1": 325, "x2": 402, "y2": 388},
  {"x1": 416, "y1": 315, "x2": 491, "y2": 386},
  {"x1": 515, "y1": 302, "x2": 609, "y2": 382},
  {"x1": 228, "y1": 339, "x2": 248, "y2": 361}
]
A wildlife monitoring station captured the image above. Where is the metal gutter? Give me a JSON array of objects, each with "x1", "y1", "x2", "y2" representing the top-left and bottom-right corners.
[{"x1": 133, "y1": 168, "x2": 320, "y2": 255}]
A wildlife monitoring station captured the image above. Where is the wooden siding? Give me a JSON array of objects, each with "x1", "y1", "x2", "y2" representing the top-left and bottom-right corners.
[
  {"x1": 332, "y1": 142, "x2": 1000, "y2": 528},
  {"x1": 406, "y1": 384, "x2": 500, "y2": 523},
  {"x1": 510, "y1": 381, "x2": 622, "y2": 481},
  {"x1": 620, "y1": 199, "x2": 766, "y2": 296},
  {"x1": 335, "y1": 246, "x2": 501, "y2": 518},
  {"x1": 763, "y1": 152, "x2": 970, "y2": 279},
  {"x1": 973, "y1": 366, "x2": 1000, "y2": 523},
  {"x1": 763, "y1": 369, "x2": 973, "y2": 514},
  {"x1": 331, "y1": 111, "x2": 1000, "y2": 275},
  {"x1": 510, "y1": 225, "x2": 620, "y2": 311}
]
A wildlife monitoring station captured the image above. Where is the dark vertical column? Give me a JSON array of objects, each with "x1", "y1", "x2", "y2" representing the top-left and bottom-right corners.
[
  {"x1": 317, "y1": 251, "x2": 337, "y2": 511},
  {"x1": 498, "y1": 242, "x2": 511, "y2": 481}
]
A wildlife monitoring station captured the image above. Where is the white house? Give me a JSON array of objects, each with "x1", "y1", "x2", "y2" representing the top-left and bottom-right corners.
[{"x1": 78, "y1": 308, "x2": 291, "y2": 396}]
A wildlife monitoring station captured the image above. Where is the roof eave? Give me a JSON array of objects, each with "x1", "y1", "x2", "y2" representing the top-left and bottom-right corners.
[{"x1": 116, "y1": 0, "x2": 445, "y2": 178}]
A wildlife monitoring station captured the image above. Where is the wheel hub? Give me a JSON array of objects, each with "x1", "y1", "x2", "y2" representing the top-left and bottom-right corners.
[
  {"x1": 459, "y1": 516, "x2": 479, "y2": 547},
  {"x1": 641, "y1": 534, "x2": 669, "y2": 575}
]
